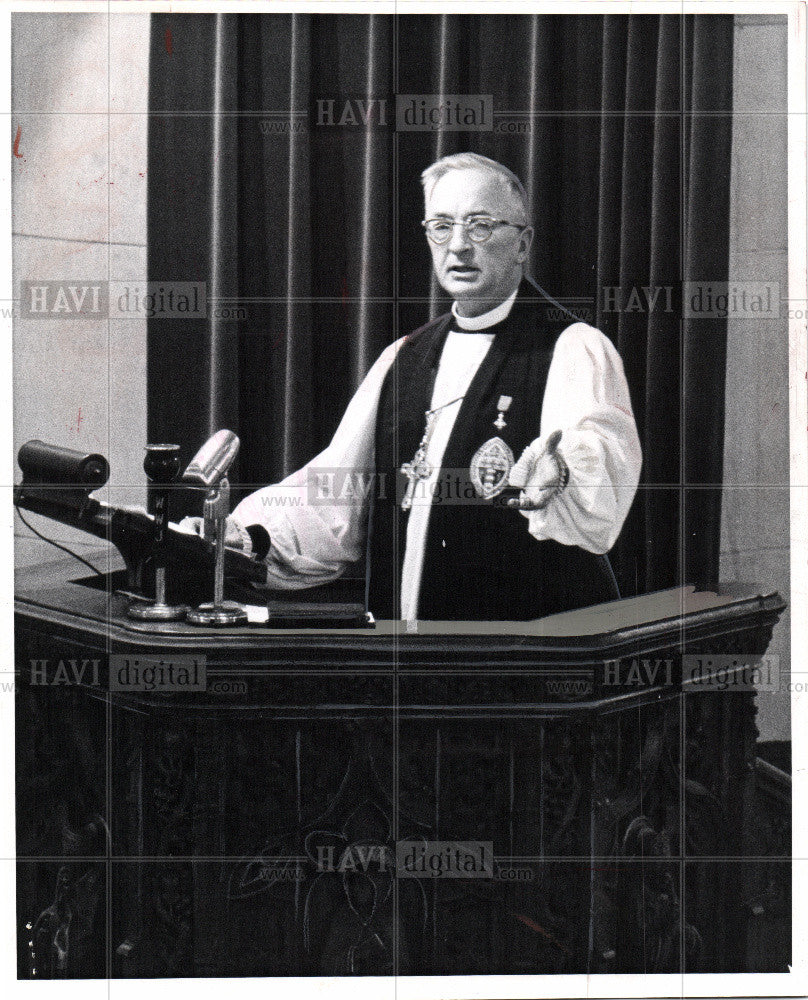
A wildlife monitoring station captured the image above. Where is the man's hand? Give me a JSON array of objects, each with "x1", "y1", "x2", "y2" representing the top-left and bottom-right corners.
[
  {"x1": 176, "y1": 515, "x2": 248, "y2": 549},
  {"x1": 507, "y1": 430, "x2": 566, "y2": 511}
]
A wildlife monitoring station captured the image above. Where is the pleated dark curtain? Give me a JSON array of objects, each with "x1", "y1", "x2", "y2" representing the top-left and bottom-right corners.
[{"x1": 147, "y1": 13, "x2": 733, "y2": 596}]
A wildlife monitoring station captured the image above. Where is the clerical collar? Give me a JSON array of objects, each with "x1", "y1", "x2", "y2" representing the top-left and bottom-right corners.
[{"x1": 451, "y1": 286, "x2": 519, "y2": 331}]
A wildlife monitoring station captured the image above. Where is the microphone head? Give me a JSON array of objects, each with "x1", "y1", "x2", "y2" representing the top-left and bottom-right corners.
[
  {"x1": 182, "y1": 430, "x2": 240, "y2": 486},
  {"x1": 18, "y1": 439, "x2": 110, "y2": 488}
]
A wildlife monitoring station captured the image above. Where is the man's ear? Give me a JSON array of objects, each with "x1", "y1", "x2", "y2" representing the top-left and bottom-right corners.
[{"x1": 517, "y1": 225, "x2": 534, "y2": 263}]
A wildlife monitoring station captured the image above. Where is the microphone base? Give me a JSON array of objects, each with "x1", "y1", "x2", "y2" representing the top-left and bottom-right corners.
[
  {"x1": 127, "y1": 601, "x2": 189, "y2": 622},
  {"x1": 186, "y1": 601, "x2": 248, "y2": 627}
]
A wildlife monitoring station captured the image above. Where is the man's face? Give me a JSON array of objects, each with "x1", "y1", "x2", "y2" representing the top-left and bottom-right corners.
[{"x1": 424, "y1": 168, "x2": 534, "y2": 317}]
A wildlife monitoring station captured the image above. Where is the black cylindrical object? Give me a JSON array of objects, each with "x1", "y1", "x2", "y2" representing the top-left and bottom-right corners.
[
  {"x1": 143, "y1": 444, "x2": 181, "y2": 555},
  {"x1": 18, "y1": 440, "x2": 109, "y2": 487},
  {"x1": 126, "y1": 443, "x2": 189, "y2": 621}
]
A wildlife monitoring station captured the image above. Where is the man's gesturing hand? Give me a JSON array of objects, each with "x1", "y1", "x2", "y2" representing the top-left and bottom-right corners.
[{"x1": 507, "y1": 429, "x2": 567, "y2": 511}]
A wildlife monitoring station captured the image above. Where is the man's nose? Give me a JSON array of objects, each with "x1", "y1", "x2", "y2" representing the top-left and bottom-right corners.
[{"x1": 447, "y1": 222, "x2": 472, "y2": 253}]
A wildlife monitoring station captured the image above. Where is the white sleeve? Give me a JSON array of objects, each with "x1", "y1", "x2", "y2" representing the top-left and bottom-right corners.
[
  {"x1": 231, "y1": 337, "x2": 405, "y2": 589},
  {"x1": 520, "y1": 322, "x2": 642, "y2": 554}
]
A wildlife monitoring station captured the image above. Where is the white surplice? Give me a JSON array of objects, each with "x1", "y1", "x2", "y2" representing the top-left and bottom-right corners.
[{"x1": 232, "y1": 288, "x2": 642, "y2": 619}]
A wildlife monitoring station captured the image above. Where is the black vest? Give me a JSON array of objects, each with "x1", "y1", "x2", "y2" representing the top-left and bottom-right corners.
[{"x1": 368, "y1": 284, "x2": 617, "y2": 620}]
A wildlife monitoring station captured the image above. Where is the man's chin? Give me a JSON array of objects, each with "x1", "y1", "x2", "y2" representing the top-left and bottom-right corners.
[{"x1": 441, "y1": 277, "x2": 486, "y2": 301}]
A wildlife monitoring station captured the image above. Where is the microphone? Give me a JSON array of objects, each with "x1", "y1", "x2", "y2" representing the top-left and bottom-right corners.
[
  {"x1": 17, "y1": 440, "x2": 111, "y2": 513},
  {"x1": 244, "y1": 524, "x2": 270, "y2": 561},
  {"x1": 18, "y1": 440, "x2": 109, "y2": 489},
  {"x1": 127, "y1": 444, "x2": 188, "y2": 622},
  {"x1": 182, "y1": 429, "x2": 240, "y2": 487},
  {"x1": 183, "y1": 429, "x2": 248, "y2": 627}
]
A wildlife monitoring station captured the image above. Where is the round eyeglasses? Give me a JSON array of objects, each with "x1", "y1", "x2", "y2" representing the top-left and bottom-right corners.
[{"x1": 422, "y1": 216, "x2": 526, "y2": 245}]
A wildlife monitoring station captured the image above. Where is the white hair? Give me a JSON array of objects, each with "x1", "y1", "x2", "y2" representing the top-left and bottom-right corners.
[{"x1": 420, "y1": 152, "x2": 529, "y2": 224}]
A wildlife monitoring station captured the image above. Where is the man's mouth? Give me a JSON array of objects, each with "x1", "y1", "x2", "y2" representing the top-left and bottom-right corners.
[{"x1": 447, "y1": 265, "x2": 479, "y2": 278}]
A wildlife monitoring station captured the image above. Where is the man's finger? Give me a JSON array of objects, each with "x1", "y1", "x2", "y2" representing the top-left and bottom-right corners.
[
  {"x1": 508, "y1": 430, "x2": 563, "y2": 489},
  {"x1": 506, "y1": 493, "x2": 552, "y2": 512},
  {"x1": 508, "y1": 445, "x2": 539, "y2": 488},
  {"x1": 545, "y1": 429, "x2": 562, "y2": 455}
]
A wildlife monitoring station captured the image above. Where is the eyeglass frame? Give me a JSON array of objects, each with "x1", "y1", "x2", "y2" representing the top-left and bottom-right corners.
[{"x1": 421, "y1": 215, "x2": 528, "y2": 245}]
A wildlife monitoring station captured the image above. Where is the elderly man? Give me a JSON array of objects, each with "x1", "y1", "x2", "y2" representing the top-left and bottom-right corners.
[{"x1": 201, "y1": 152, "x2": 642, "y2": 621}]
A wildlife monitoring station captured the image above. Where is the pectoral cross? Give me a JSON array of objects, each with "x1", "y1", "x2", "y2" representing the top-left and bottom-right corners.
[
  {"x1": 400, "y1": 447, "x2": 432, "y2": 511},
  {"x1": 399, "y1": 396, "x2": 464, "y2": 512}
]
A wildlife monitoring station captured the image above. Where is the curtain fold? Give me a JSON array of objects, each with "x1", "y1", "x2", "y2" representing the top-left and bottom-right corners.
[{"x1": 147, "y1": 13, "x2": 733, "y2": 594}]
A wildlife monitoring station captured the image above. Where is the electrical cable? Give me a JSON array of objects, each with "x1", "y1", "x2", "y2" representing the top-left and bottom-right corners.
[{"x1": 15, "y1": 504, "x2": 104, "y2": 578}]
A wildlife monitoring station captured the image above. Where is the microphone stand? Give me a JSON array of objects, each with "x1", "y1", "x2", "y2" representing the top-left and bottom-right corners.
[
  {"x1": 127, "y1": 444, "x2": 188, "y2": 621},
  {"x1": 186, "y1": 477, "x2": 248, "y2": 627}
]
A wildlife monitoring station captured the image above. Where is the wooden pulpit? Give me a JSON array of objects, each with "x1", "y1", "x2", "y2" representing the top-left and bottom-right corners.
[{"x1": 15, "y1": 552, "x2": 787, "y2": 978}]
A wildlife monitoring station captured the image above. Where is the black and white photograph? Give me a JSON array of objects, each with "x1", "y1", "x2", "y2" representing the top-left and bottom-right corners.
[{"x1": 5, "y1": 2, "x2": 806, "y2": 997}]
